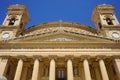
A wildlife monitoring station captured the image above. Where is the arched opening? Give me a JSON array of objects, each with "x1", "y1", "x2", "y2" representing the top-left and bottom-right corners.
[
  {"x1": 98, "y1": 23, "x2": 102, "y2": 29},
  {"x1": 8, "y1": 18, "x2": 16, "y2": 25},
  {"x1": 106, "y1": 18, "x2": 113, "y2": 25}
]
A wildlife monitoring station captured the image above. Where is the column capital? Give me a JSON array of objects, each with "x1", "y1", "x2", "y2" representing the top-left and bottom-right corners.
[
  {"x1": 65, "y1": 55, "x2": 74, "y2": 61},
  {"x1": 17, "y1": 55, "x2": 27, "y2": 61},
  {"x1": 49, "y1": 55, "x2": 57, "y2": 61},
  {"x1": 112, "y1": 55, "x2": 120, "y2": 59},
  {"x1": 33, "y1": 55, "x2": 42, "y2": 61},
  {"x1": 96, "y1": 55, "x2": 106, "y2": 61},
  {"x1": 80, "y1": 55, "x2": 90, "y2": 61},
  {"x1": 0, "y1": 55, "x2": 11, "y2": 59}
]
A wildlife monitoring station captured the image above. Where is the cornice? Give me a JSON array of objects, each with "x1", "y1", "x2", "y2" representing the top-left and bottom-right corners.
[
  {"x1": 2, "y1": 28, "x2": 116, "y2": 42},
  {"x1": 0, "y1": 42, "x2": 120, "y2": 49}
]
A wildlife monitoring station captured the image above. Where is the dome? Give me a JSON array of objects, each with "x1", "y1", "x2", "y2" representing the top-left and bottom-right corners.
[{"x1": 23, "y1": 22, "x2": 97, "y2": 36}]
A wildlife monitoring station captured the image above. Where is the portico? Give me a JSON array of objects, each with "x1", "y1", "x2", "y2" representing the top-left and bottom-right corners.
[{"x1": 0, "y1": 54, "x2": 120, "y2": 80}]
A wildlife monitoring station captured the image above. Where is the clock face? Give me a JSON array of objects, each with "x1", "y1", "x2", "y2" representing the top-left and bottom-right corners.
[
  {"x1": 112, "y1": 32, "x2": 120, "y2": 39},
  {"x1": 2, "y1": 33, "x2": 10, "y2": 39}
]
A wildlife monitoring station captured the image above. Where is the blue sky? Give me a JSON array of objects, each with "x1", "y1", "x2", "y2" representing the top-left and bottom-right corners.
[{"x1": 0, "y1": 0, "x2": 120, "y2": 29}]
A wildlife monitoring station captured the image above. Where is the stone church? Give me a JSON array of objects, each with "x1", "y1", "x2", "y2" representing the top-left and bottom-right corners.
[{"x1": 0, "y1": 4, "x2": 120, "y2": 80}]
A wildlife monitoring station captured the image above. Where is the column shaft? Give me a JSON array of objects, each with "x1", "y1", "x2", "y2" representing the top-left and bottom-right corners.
[
  {"x1": 14, "y1": 59, "x2": 23, "y2": 80},
  {"x1": 99, "y1": 59, "x2": 109, "y2": 80},
  {"x1": 31, "y1": 59, "x2": 40, "y2": 80},
  {"x1": 114, "y1": 59, "x2": 120, "y2": 80},
  {"x1": 83, "y1": 59, "x2": 92, "y2": 80},
  {"x1": 67, "y1": 59, "x2": 73, "y2": 80},
  {"x1": 49, "y1": 59, "x2": 55, "y2": 80},
  {"x1": 0, "y1": 58, "x2": 8, "y2": 76}
]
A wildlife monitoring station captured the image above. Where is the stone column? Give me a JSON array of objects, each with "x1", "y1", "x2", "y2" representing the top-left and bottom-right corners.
[
  {"x1": 0, "y1": 56, "x2": 9, "y2": 76},
  {"x1": 14, "y1": 56, "x2": 25, "y2": 80},
  {"x1": 114, "y1": 57, "x2": 120, "y2": 80},
  {"x1": 31, "y1": 56, "x2": 41, "y2": 80},
  {"x1": 67, "y1": 58, "x2": 73, "y2": 80},
  {"x1": 97, "y1": 56, "x2": 109, "y2": 80},
  {"x1": 49, "y1": 56, "x2": 56, "y2": 80},
  {"x1": 82, "y1": 56, "x2": 92, "y2": 80}
]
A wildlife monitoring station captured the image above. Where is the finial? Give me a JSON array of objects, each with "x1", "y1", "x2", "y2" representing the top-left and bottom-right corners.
[
  {"x1": 59, "y1": 20, "x2": 63, "y2": 31},
  {"x1": 59, "y1": 20, "x2": 62, "y2": 27}
]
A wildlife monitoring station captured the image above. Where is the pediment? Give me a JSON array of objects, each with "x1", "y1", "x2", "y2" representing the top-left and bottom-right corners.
[
  {"x1": 12, "y1": 31, "x2": 113, "y2": 43},
  {"x1": 33, "y1": 34, "x2": 79, "y2": 42}
]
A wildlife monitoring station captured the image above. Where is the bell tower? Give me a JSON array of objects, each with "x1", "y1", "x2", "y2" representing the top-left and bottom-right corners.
[
  {"x1": 0, "y1": 4, "x2": 30, "y2": 40},
  {"x1": 92, "y1": 4, "x2": 120, "y2": 39}
]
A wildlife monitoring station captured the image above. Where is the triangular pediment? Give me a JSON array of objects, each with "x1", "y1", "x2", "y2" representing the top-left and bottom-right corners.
[
  {"x1": 33, "y1": 34, "x2": 80, "y2": 42},
  {"x1": 12, "y1": 31, "x2": 113, "y2": 43}
]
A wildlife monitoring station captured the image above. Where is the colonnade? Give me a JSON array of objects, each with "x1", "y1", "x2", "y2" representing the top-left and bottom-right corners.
[{"x1": 0, "y1": 56, "x2": 120, "y2": 80}]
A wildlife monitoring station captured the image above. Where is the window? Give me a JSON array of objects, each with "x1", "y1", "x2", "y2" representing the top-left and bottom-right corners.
[
  {"x1": 106, "y1": 18, "x2": 113, "y2": 25},
  {"x1": 73, "y1": 67, "x2": 79, "y2": 77},
  {"x1": 9, "y1": 18, "x2": 16, "y2": 25},
  {"x1": 58, "y1": 70, "x2": 65, "y2": 78}
]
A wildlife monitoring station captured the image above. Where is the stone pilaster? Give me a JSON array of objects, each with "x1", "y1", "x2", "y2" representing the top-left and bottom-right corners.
[
  {"x1": 21, "y1": 64, "x2": 29, "y2": 80},
  {"x1": 92, "y1": 62, "x2": 102, "y2": 80}
]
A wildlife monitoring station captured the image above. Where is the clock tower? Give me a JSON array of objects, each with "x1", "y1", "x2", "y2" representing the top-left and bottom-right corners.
[
  {"x1": 92, "y1": 4, "x2": 120, "y2": 39},
  {"x1": 0, "y1": 4, "x2": 30, "y2": 40}
]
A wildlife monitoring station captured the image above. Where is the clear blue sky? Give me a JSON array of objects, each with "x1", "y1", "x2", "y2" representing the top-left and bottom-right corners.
[{"x1": 0, "y1": 0, "x2": 120, "y2": 29}]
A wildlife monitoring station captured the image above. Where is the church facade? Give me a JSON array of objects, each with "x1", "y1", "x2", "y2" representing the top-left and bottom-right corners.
[{"x1": 0, "y1": 4, "x2": 120, "y2": 80}]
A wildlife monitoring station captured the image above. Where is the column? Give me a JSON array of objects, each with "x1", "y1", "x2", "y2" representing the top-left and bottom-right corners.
[
  {"x1": 31, "y1": 58, "x2": 40, "y2": 80},
  {"x1": 67, "y1": 59, "x2": 73, "y2": 80},
  {"x1": 98, "y1": 57, "x2": 109, "y2": 80},
  {"x1": 114, "y1": 58, "x2": 120, "y2": 80},
  {"x1": 0, "y1": 57, "x2": 9, "y2": 76},
  {"x1": 14, "y1": 59, "x2": 24, "y2": 80},
  {"x1": 83, "y1": 57, "x2": 92, "y2": 80},
  {"x1": 49, "y1": 58, "x2": 56, "y2": 80}
]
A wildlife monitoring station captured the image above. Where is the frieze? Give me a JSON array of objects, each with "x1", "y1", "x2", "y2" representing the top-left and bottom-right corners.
[{"x1": 43, "y1": 37, "x2": 78, "y2": 42}]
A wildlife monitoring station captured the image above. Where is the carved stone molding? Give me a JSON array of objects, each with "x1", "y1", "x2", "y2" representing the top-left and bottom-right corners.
[
  {"x1": 80, "y1": 55, "x2": 91, "y2": 61},
  {"x1": 96, "y1": 55, "x2": 107, "y2": 61},
  {"x1": 44, "y1": 37, "x2": 78, "y2": 42},
  {"x1": 65, "y1": 55, "x2": 74, "y2": 61},
  {"x1": 112, "y1": 55, "x2": 120, "y2": 59},
  {"x1": 32, "y1": 55, "x2": 42, "y2": 61},
  {"x1": 48, "y1": 55, "x2": 57, "y2": 61},
  {"x1": 17, "y1": 55, "x2": 27, "y2": 61},
  {"x1": 0, "y1": 55, "x2": 11, "y2": 59}
]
